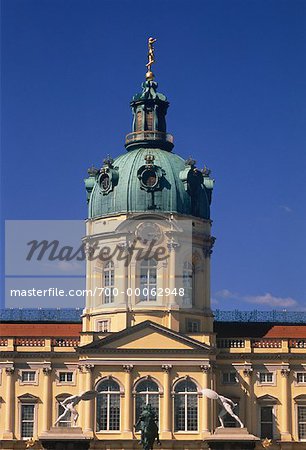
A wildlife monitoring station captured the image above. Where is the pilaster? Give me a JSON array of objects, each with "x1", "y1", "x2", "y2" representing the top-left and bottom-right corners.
[{"x1": 161, "y1": 364, "x2": 172, "y2": 439}]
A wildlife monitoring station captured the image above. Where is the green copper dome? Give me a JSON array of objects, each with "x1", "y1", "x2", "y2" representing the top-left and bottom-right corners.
[{"x1": 85, "y1": 80, "x2": 214, "y2": 220}]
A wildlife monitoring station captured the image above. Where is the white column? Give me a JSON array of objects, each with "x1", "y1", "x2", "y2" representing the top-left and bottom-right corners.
[
  {"x1": 280, "y1": 366, "x2": 291, "y2": 441},
  {"x1": 200, "y1": 364, "x2": 211, "y2": 435},
  {"x1": 161, "y1": 365, "x2": 172, "y2": 439},
  {"x1": 42, "y1": 366, "x2": 52, "y2": 432},
  {"x1": 4, "y1": 366, "x2": 14, "y2": 439},
  {"x1": 123, "y1": 365, "x2": 133, "y2": 436},
  {"x1": 83, "y1": 364, "x2": 94, "y2": 436},
  {"x1": 243, "y1": 367, "x2": 254, "y2": 433}
]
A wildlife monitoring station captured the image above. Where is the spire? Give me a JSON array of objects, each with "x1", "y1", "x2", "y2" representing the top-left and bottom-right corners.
[{"x1": 125, "y1": 38, "x2": 174, "y2": 152}]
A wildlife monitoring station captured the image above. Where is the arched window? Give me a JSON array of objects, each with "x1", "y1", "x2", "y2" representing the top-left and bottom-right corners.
[
  {"x1": 103, "y1": 261, "x2": 114, "y2": 304},
  {"x1": 135, "y1": 379, "x2": 160, "y2": 430},
  {"x1": 183, "y1": 262, "x2": 194, "y2": 306},
  {"x1": 96, "y1": 379, "x2": 120, "y2": 431},
  {"x1": 139, "y1": 259, "x2": 157, "y2": 301},
  {"x1": 174, "y1": 379, "x2": 198, "y2": 432}
]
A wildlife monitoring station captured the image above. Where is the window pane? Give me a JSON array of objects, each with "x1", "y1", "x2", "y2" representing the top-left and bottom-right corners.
[
  {"x1": 298, "y1": 406, "x2": 306, "y2": 440},
  {"x1": 261, "y1": 407, "x2": 273, "y2": 422},
  {"x1": 261, "y1": 406, "x2": 273, "y2": 439},
  {"x1": 96, "y1": 393, "x2": 107, "y2": 431},
  {"x1": 187, "y1": 395, "x2": 198, "y2": 431},
  {"x1": 261, "y1": 423, "x2": 273, "y2": 439},
  {"x1": 109, "y1": 394, "x2": 120, "y2": 431},
  {"x1": 58, "y1": 403, "x2": 71, "y2": 427},
  {"x1": 174, "y1": 395, "x2": 185, "y2": 431},
  {"x1": 21, "y1": 405, "x2": 35, "y2": 438}
]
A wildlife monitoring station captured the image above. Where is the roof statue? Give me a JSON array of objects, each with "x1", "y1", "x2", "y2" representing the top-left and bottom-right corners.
[
  {"x1": 146, "y1": 37, "x2": 157, "y2": 81},
  {"x1": 202, "y1": 388, "x2": 244, "y2": 428}
]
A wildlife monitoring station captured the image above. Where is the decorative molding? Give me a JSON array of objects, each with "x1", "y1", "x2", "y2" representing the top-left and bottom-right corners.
[
  {"x1": 161, "y1": 364, "x2": 172, "y2": 373},
  {"x1": 42, "y1": 366, "x2": 52, "y2": 375},
  {"x1": 280, "y1": 366, "x2": 290, "y2": 377},
  {"x1": 200, "y1": 364, "x2": 211, "y2": 373},
  {"x1": 123, "y1": 364, "x2": 134, "y2": 373},
  {"x1": 243, "y1": 366, "x2": 253, "y2": 377},
  {"x1": 5, "y1": 366, "x2": 14, "y2": 375}
]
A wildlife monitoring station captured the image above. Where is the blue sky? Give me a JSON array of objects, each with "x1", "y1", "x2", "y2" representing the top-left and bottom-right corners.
[{"x1": 1, "y1": 0, "x2": 306, "y2": 311}]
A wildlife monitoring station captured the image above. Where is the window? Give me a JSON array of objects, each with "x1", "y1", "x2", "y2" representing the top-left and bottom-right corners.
[
  {"x1": 97, "y1": 320, "x2": 110, "y2": 333},
  {"x1": 135, "y1": 379, "x2": 160, "y2": 431},
  {"x1": 223, "y1": 403, "x2": 240, "y2": 427},
  {"x1": 297, "y1": 373, "x2": 306, "y2": 384},
  {"x1": 21, "y1": 404, "x2": 35, "y2": 438},
  {"x1": 21, "y1": 371, "x2": 36, "y2": 383},
  {"x1": 298, "y1": 406, "x2": 306, "y2": 440},
  {"x1": 260, "y1": 406, "x2": 274, "y2": 439},
  {"x1": 186, "y1": 318, "x2": 200, "y2": 333},
  {"x1": 139, "y1": 259, "x2": 157, "y2": 301},
  {"x1": 57, "y1": 396, "x2": 71, "y2": 427},
  {"x1": 183, "y1": 262, "x2": 194, "y2": 306},
  {"x1": 222, "y1": 372, "x2": 238, "y2": 384},
  {"x1": 96, "y1": 379, "x2": 120, "y2": 431},
  {"x1": 103, "y1": 261, "x2": 114, "y2": 304},
  {"x1": 174, "y1": 379, "x2": 198, "y2": 432},
  {"x1": 136, "y1": 110, "x2": 142, "y2": 131},
  {"x1": 146, "y1": 110, "x2": 154, "y2": 131},
  {"x1": 259, "y1": 372, "x2": 274, "y2": 384},
  {"x1": 59, "y1": 372, "x2": 73, "y2": 383}
]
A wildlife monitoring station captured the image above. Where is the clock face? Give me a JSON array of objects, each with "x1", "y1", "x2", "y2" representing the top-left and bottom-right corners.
[{"x1": 136, "y1": 222, "x2": 162, "y2": 245}]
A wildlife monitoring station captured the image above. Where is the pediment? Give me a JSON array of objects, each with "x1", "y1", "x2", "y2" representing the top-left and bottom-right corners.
[{"x1": 79, "y1": 320, "x2": 210, "y2": 354}]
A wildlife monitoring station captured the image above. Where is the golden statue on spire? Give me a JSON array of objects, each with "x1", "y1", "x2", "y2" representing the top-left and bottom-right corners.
[{"x1": 146, "y1": 37, "x2": 157, "y2": 81}]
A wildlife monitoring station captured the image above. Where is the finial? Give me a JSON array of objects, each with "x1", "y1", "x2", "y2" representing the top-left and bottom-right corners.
[{"x1": 146, "y1": 37, "x2": 157, "y2": 81}]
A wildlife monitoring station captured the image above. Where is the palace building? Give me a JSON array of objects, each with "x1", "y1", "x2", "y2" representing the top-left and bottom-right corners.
[{"x1": 1, "y1": 44, "x2": 306, "y2": 450}]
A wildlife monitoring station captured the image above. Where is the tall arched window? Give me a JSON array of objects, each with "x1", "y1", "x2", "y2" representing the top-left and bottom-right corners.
[
  {"x1": 103, "y1": 261, "x2": 114, "y2": 304},
  {"x1": 174, "y1": 379, "x2": 198, "y2": 432},
  {"x1": 140, "y1": 259, "x2": 157, "y2": 301},
  {"x1": 135, "y1": 379, "x2": 160, "y2": 430},
  {"x1": 183, "y1": 262, "x2": 194, "y2": 306},
  {"x1": 96, "y1": 379, "x2": 120, "y2": 431}
]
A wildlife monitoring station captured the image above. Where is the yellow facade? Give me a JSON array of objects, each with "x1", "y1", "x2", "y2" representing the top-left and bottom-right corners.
[{"x1": 1, "y1": 319, "x2": 306, "y2": 449}]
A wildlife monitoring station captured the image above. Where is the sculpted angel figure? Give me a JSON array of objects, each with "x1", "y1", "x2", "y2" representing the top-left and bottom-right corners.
[
  {"x1": 202, "y1": 388, "x2": 244, "y2": 428},
  {"x1": 54, "y1": 390, "x2": 98, "y2": 427}
]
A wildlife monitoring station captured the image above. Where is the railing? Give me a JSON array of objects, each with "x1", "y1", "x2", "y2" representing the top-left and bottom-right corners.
[
  {"x1": 289, "y1": 339, "x2": 306, "y2": 348},
  {"x1": 217, "y1": 338, "x2": 245, "y2": 348},
  {"x1": 52, "y1": 338, "x2": 79, "y2": 347},
  {"x1": 125, "y1": 131, "x2": 174, "y2": 145},
  {"x1": 214, "y1": 309, "x2": 306, "y2": 323},
  {"x1": 251, "y1": 338, "x2": 282, "y2": 348},
  {"x1": 0, "y1": 338, "x2": 8, "y2": 346},
  {"x1": 1, "y1": 308, "x2": 306, "y2": 323},
  {"x1": 0, "y1": 308, "x2": 82, "y2": 322},
  {"x1": 15, "y1": 338, "x2": 45, "y2": 347}
]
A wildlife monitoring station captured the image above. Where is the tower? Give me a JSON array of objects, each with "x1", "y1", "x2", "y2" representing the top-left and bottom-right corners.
[{"x1": 82, "y1": 39, "x2": 215, "y2": 344}]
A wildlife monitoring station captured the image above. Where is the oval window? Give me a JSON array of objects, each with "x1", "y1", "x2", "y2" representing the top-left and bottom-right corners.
[
  {"x1": 100, "y1": 174, "x2": 110, "y2": 190},
  {"x1": 142, "y1": 169, "x2": 157, "y2": 187}
]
